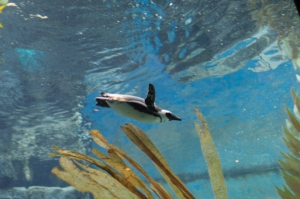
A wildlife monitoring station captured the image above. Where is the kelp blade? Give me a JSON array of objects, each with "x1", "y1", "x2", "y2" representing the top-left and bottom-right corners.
[
  {"x1": 291, "y1": 89, "x2": 300, "y2": 114},
  {"x1": 0, "y1": 4, "x2": 6, "y2": 13},
  {"x1": 92, "y1": 148, "x2": 155, "y2": 199},
  {"x1": 194, "y1": 106, "x2": 228, "y2": 199},
  {"x1": 51, "y1": 125, "x2": 194, "y2": 199},
  {"x1": 278, "y1": 89, "x2": 300, "y2": 198},
  {"x1": 276, "y1": 185, "x2": 298, "y2": 199},
  {"x1": 51, "y1": 146, "x2": 148, "y2": 199},
  {"x1": 281, "y1": 170, "x2": 300, "y2": 197},
  {"x1": 51, "y1": 157, "x2": 138, "y2": 199},
  {"x1": 286, "y1": 107, "x2": 300, "y2": 132},
  {"x1": 90, "y1": 129, "x2": 173, "y2": 198},
  {"x1": 91, "y1": 129, "x2": 174, "y2": 199},
  {"x1": 121, "y1": 123, "x2": 194, "y2": 199}
]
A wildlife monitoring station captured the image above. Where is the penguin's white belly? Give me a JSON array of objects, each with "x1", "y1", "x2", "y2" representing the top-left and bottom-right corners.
[{"x1": 107, "y1": 101, "x2": 161, "y2": 123}]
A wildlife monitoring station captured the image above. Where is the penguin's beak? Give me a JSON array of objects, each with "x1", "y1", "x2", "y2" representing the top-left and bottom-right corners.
[
  {"x1": 166, "y1": 112, "x2": 182, "y2": 121},
  {"x1": 95, "y1": 97, "x2": 110, "y2": 108}
]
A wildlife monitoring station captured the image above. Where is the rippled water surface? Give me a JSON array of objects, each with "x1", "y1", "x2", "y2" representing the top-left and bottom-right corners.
[{"x1": 1, "y1": 0, "x2": 300, "y2": 198}]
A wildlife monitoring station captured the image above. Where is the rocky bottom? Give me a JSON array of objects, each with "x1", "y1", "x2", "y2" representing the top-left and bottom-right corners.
[{"x1": 0, "y1": 186, "x2": 90, "y2": 199}]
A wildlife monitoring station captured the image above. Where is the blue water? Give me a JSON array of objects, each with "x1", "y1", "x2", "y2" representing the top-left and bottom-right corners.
[
  {"x1": 1, "y1": 0, "x2": 299, "y2": 198},
  {"x1": 82, "y1": 55, "x2": 296, "y2": 198},
  {"x1": 79, "y1": 5, "x2": 297, "y2": 195}
]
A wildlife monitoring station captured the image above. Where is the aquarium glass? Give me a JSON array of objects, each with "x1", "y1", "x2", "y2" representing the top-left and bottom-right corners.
[{"x1": 0, "y1": 0, "x2": 300, "y2": 198}]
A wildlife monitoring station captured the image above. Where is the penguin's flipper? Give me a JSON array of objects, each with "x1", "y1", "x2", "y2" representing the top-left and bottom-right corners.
[{"x1": 145, "y1": 83, "x2": 157, "y2": 112}]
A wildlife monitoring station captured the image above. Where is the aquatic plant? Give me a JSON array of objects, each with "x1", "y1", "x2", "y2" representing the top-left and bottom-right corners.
[
  {"x1": 0, "y1": 1, "x2": 6, "y2": 28},
  {"x1": 0, "y1": 4, "x2": 6, "y2": 13},
  {"x1": 0, "y1": 1, "x2": 16, "y2": 12},
  {"x1": 0, "y1": 0, "x2": 17, "y2": 28},
  {"x1": 250, "y1": 0, "x2": 300, "y2": 69},
  {"x1": 194, "y1": 106, "x2": 228, "y2": 198},
  {"x1": 50, "y1": 106, "x2": 227, "y2": 199},
  {"x1": 276, "y1": 89, "x2": 300, "y2": 198}
]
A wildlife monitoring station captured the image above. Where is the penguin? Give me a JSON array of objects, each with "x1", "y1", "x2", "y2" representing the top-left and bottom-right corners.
[{"x1": 95, "y1": 83, "x2": 182, "y2": 123}]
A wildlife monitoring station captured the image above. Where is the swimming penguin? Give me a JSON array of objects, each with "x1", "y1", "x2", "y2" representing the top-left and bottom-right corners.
[{"x1": 95, "y1": 84, "x2": 181, "y2": 123}]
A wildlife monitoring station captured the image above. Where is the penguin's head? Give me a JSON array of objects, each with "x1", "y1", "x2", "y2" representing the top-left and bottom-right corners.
[
  {"x1": 161, "y1": 110, "x2": 181, "y2": 122},
  {"x1": 166, "y1": 112, "x2": 181, "y2": 121}
]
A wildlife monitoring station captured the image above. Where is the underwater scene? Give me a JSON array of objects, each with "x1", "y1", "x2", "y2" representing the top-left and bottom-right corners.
[{"x1": 1, "y1": 0, "x2": 300, "y2": 198}]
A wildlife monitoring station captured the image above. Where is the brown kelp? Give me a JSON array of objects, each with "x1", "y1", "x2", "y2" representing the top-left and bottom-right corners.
[
  {"x1": 50, "y1": 107, "x2": 227, "y2": 199},
  {"x1": 194, "y1": 106, "x2": 228, "y2": 199},
  {"x1": 277, "y1": 89, "x2": 300, "y2": 198}
]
